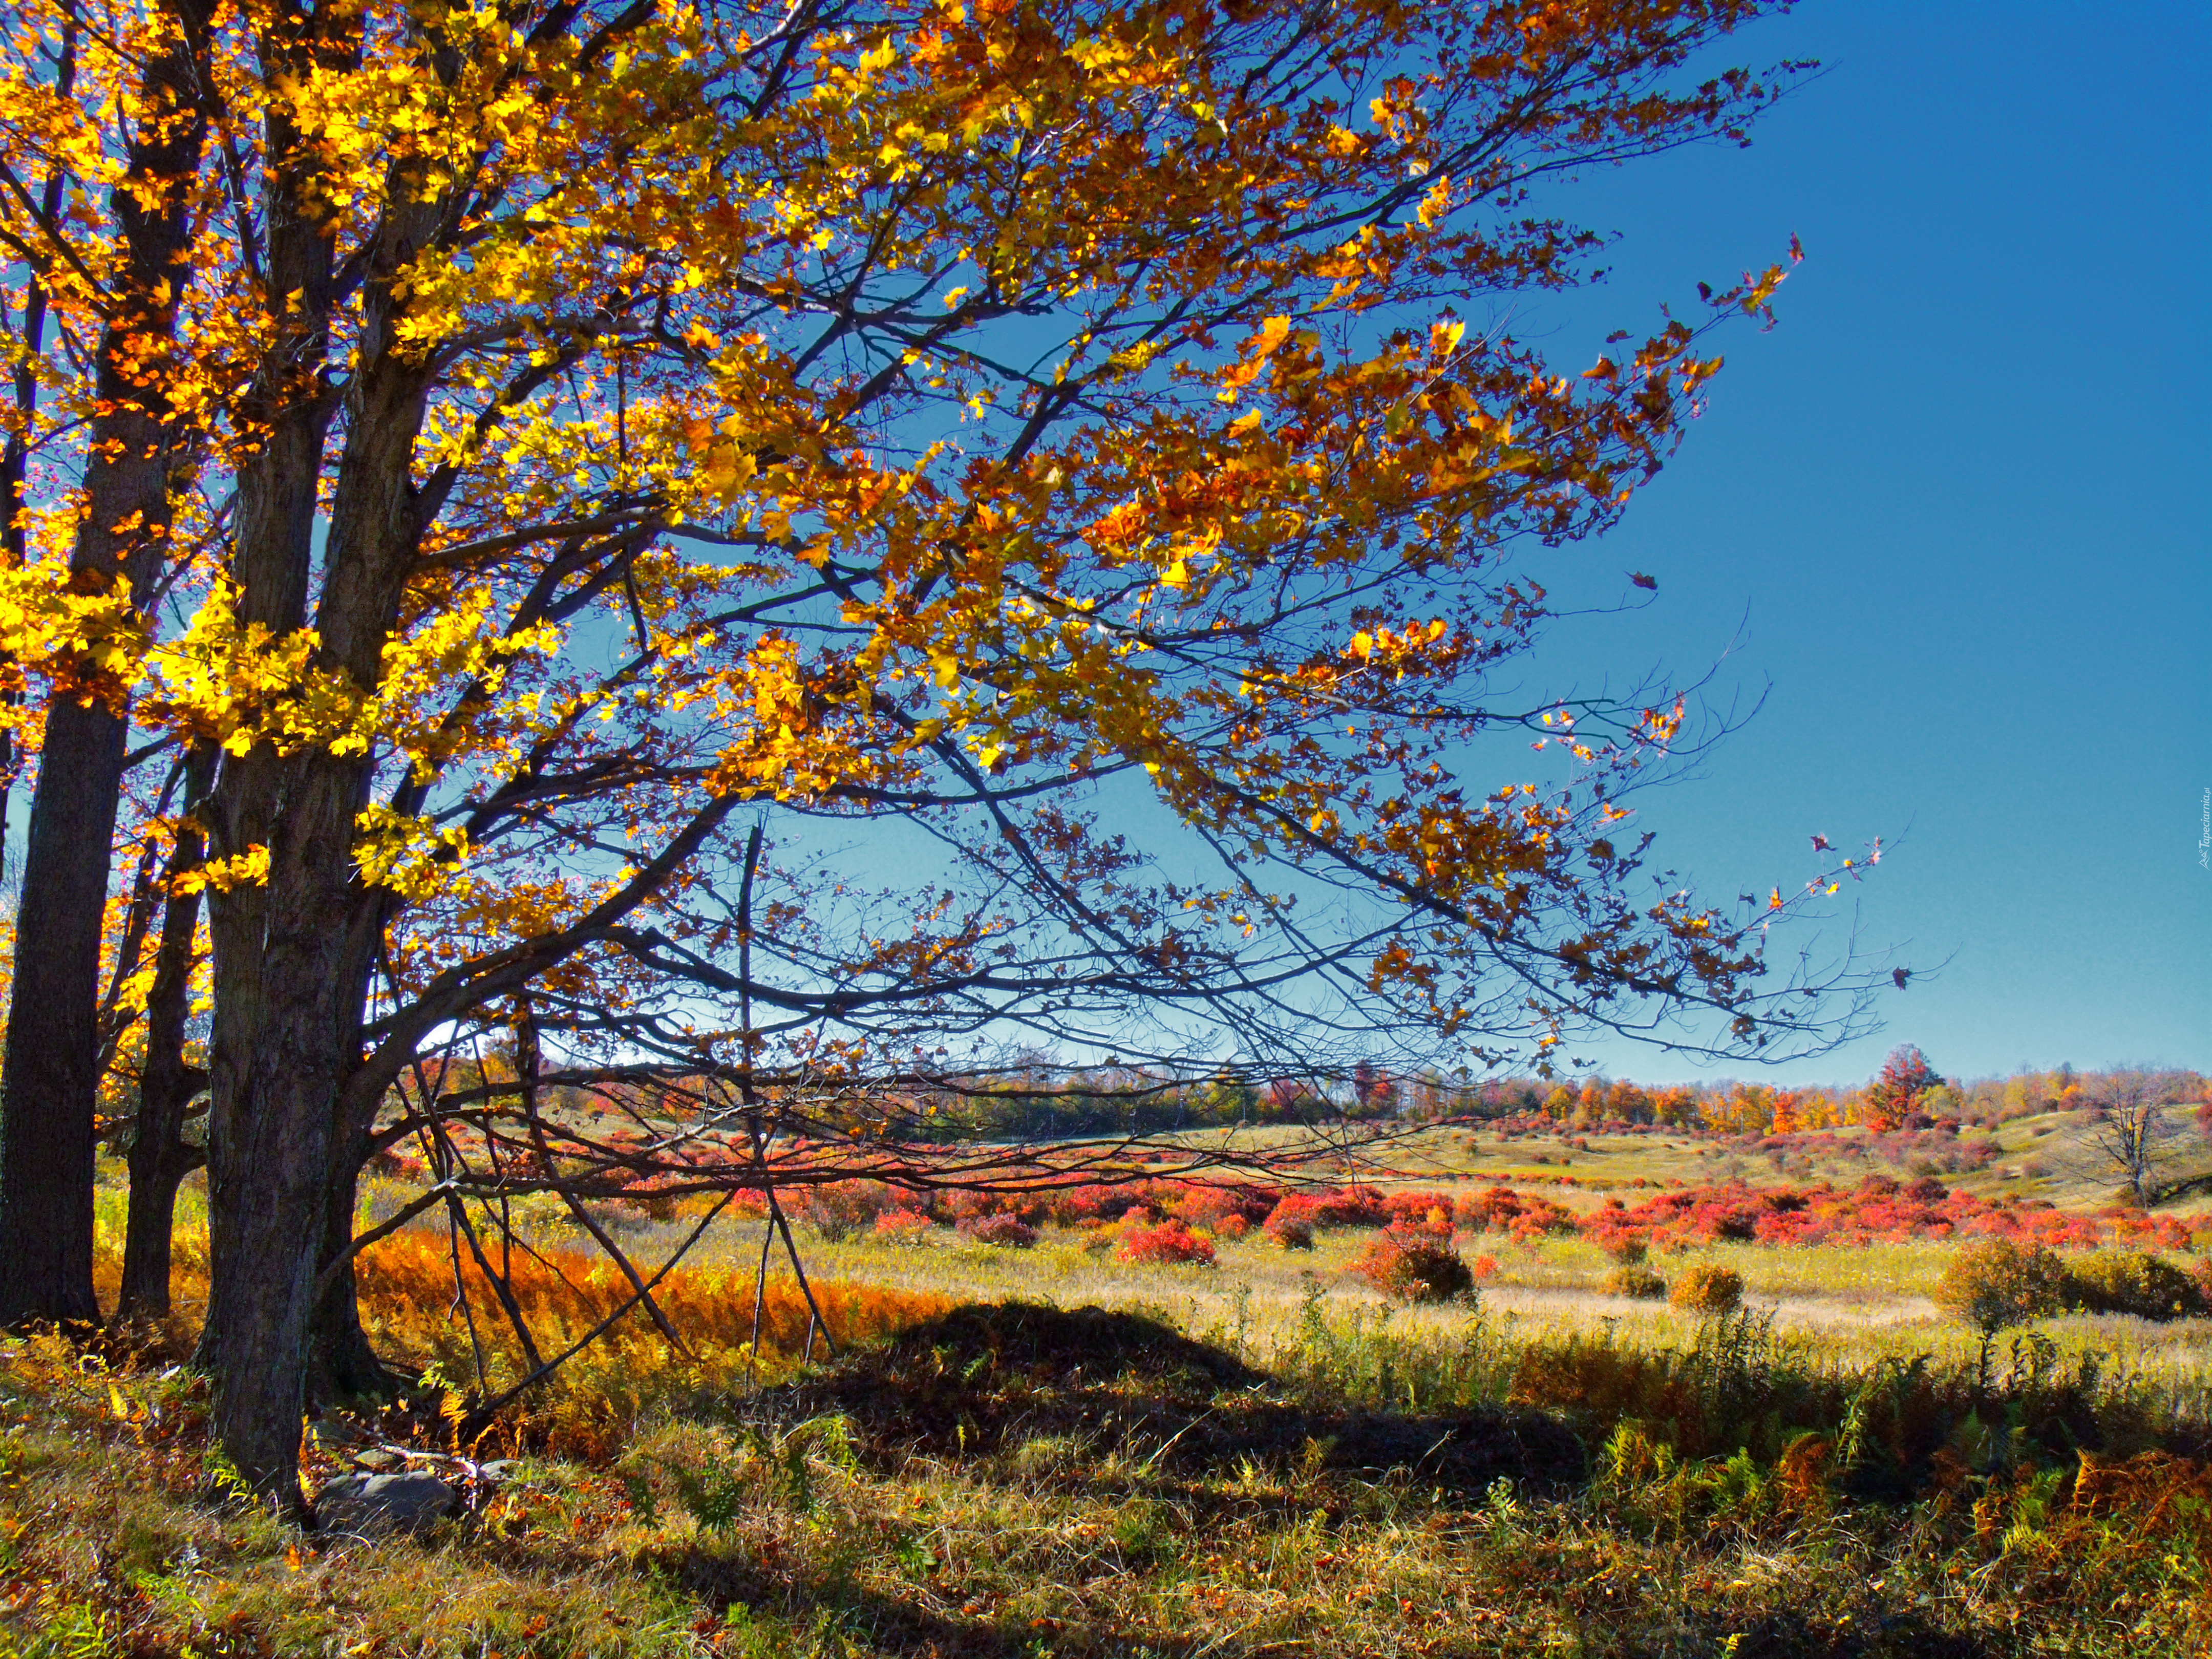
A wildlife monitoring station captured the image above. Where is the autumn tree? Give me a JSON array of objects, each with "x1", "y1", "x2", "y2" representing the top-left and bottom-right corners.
[
  {"x1": 0, "y1": 0, "x2": 1887, "y2": 1509},
  {"x1": 1862, "y1": 1043, "x2": 1940, "y2": 1130}
]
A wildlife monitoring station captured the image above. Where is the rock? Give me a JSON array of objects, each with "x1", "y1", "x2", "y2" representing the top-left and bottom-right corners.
[
  {"x1": 313, "y1": 1471, "x2": 457, "y2": 1538},
  {"x1": 348, "y1": 1448, "x2": 405, "y2": 1472},
  {"x1": 473, "y1": 1459, "x2": 521, "y2": 1485}
]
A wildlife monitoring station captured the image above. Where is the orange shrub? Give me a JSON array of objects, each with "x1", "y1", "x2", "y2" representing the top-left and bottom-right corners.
[
  {"x1": 1668, "y1": 1263, "x2": 1743, "y2": 1316},
  {"x1": 1348, "y1": 1224, "x2": 1474, "y2": 1303}
]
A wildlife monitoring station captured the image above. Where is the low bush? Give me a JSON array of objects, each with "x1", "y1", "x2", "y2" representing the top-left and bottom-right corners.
[
  {"x1": 1607, "y1": 1263, "x2": 1668, "y2": 1300},
  {"x1": 1117, "y1": 1219, "x2": 1217, "y2": 1266},
  {"x1": 1168, "y1": 1184, "x2": 1272, "y2": 1232},
  {"x1": 873, "y1": 1208, "x2": 935, "y2": 1244},
  {"x1": 1668, "y1": 1263, "x2": 1744, "y2": 1317},
  {"x1": 957, "y1": 1213, "x2": 1038, "y2": 1249},
  {"x1": 1266, "y1": 1215, "x2": 1315, "y2": 1250},
  {"x1": 1310, "y1": 1184, "x2": 1389, "y2": 1227},
  {"x1": 2065, "y1": 1251, "x2": 2209, "y2": 1321},
  {"x1": 1578, "y1": 1176, "x2": 2187, "y2": 1252},
  {"x1": 1348, "y1": 1225, "x2": 1475, "y2": 1304},
  {"x1": 1455, "y1": 1184, "x2": 1578, "y2": 1241},
  {"x1": 799, "y1": 1179, "x2": 895, "y2": 1242},
  {"x1": 1381, "y1": 1189, "x2": 1458, "y2": 1228},
  {"x1": 1933, "y1": 1238, "x2": 2068, "y2": 1332}
]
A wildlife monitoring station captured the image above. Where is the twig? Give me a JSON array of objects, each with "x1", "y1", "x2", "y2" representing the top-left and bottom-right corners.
[{"x1": 454, "y1": 1187, "x2": 738, "y2": 1442}]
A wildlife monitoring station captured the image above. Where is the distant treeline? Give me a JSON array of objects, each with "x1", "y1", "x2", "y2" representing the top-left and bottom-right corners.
[
  {"x1": 878, "y1": 1050, "x2": 2211, "y2": 1143},
  {"x1": 401, "y1": 1049, "x2": 2209, "y2": 1148}
]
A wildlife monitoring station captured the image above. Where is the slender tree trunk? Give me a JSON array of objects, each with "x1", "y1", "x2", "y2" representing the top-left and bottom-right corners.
[
  {"x1": 0, "y1": 10, "x2": 211, "y2": 1326},
  {"x1": 309, "y1": 1153, "x2": 404, "y2": 1400},
  {"x1": 0, "y1": 695, "x2": 133, "y2": 1326},
  {"x1": 116, "y1": 743, "x2": 217, "y2": 1323},
  {"x1": 0, "y1": 24, "x2": 76, "y2": 884}
]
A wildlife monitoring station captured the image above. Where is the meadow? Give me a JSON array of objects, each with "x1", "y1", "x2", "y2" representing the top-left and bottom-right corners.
[{"x1": 5, "y1": 1109, "x2": 2211, "y2": 1657}]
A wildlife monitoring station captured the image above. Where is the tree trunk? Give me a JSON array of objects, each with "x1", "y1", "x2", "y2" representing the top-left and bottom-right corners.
[
  {"x1": 0, "y1": 25, "x2": 77, "y2": 885},
  {"x1": 182, "y1": 9, "x2": 355, "y2": 1496},
  {"x1": 197, "y1": 756, "x2": 374, "y2": 1501},
  {"x1": 0, "y1": 695, "x2": 131, "y2": 1327},
  {"x1": 308, "y1": 1107, "x2": 406, "y2": 1400},
  {"x1": 0, "y1": 6, "x2": 210, "y2": 1329},
  {"x1": 116, "y1": 743, "x2": 217, "y2": 1324},
  {"x1": 194, "y1": 178, "x2": 436, "y2": 1498}
]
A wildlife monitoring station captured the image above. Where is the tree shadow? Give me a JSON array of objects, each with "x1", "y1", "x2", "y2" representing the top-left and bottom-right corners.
[{"x1": 759, "y1": 1300, "x2": 1584, "y2": 1499}]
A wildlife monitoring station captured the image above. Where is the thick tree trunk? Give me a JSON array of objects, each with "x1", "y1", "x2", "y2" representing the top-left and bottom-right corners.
[
  {"x1": 183, "y1": 16, "x2": 352, "y2": 1496},
  {"x1": 116, "y1": 744, "x2": 216, "y2": 1324},
  {"x1": 0, "y1": 696, "x2": 131, "y2": 1326},
  {"x1": 197, "y1": 756, "x2": 373, "y2": 1500},
  {"x1": 195, "y1": 177, "x2": 436, "y2": 1498},
  {"x1": 0, "y1": 6, "x2": 210, "y2": 1328}
]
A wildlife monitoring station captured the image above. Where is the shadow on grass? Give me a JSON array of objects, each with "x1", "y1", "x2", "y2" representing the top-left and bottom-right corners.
[{"x1": 759, "y1": 1301, "x2": 1584, "y2": 1499}]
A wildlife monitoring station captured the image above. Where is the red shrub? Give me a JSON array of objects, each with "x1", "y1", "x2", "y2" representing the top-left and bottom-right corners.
[
  {"x1": 942, "y1": 1187, "x2": 1044, "y2": 1225},
  {"x1": 1265, "y1": 1212, "x2": 1316, "y2": 1250},
  {"x1": 1047, "y1": 1184, "x2": 1141, "y2": 1225},
  {"x1": 1382, "y1": 1189, "x2": 1459, "y2": 1227},
  {"x1": 1452, "y1": 1184, "x2": 1575, "y2": 1240},
  {"x1": 1349, "y1": 1224, "x2": 1475, "y2": 1303},
  {"x1": 1573, "y1": 1177, "x2": 2157, "y2": 1256},
  {"x1": 1311, "y1": 1184, "x2": 1388, "y2": 1227},
  {"x1": 1117, "y1": 1220, "x2": 1218, "y2": 1266},
  {"x1": 1169, "y1": 1184, "x2": 1270, "y2": 1230},
  {"x1": 873, "y1": 1209, "x2": 935, "y2": 1244}
]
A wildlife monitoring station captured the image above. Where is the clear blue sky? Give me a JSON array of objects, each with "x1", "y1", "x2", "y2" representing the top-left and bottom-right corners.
[{"x1": 1512, "y1": 2, "x2": 2209, "y2": 1086}]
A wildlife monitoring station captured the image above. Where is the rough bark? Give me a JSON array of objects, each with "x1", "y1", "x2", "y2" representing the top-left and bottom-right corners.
[
  {"x1": 195, "y1": 153, "x2": 436, "y2": 1497},
  {"x1": 308, "y1": 1039, "x2": 408, "y2": 1401},
  {"x1": 116, "y1": 743, "x2": 216, "y2": 1323},
  {"x1": 199, "y1": 749, "x2": 384, "y2": 1498},
  {"x1": 189, "y1": 66, "x2": 348, "y2": 1502},
  {"x1": 0, "y1": 8, "x2": 210, "y2": 1327}
]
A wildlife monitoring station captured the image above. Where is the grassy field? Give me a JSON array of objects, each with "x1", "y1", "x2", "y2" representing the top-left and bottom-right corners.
[{"x1": 5, "y1": 1111, "x2": 2210, "y2": 1657}]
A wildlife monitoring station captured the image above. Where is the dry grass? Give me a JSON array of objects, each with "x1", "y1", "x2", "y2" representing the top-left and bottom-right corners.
[
  {"x1": 8, "y1": 1148, "x2": 2212, "y2": 1657},
  {"x1": 8, "y1": 1286, "x2": 2212, "y2": 1658}
]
